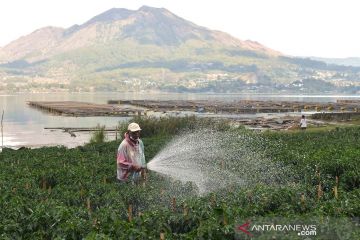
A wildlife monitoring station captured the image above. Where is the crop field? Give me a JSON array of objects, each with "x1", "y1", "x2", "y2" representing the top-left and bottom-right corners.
[{"x1": 0, "y1": 117, "x2": 359, "y2": 239}]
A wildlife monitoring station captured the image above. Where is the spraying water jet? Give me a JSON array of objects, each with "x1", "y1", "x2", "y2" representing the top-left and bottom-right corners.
[{"x1": 147, "y1": 129, "x2": 294, "y2": 195}]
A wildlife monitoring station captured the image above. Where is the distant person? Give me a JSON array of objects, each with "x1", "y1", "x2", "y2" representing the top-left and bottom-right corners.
[
  {"x1": 116, "y1": 123, "x2": 146, "y2": 183},
  {"x1": 299, "y1": 115, "x2": 307, "y2": 130}
]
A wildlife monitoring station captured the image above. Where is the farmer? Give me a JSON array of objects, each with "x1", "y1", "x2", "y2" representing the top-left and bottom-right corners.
[
  {"x1": 116, "y1": 122, "x2": 146, "y2": 183},
  {"x1": 299, "y1": 115, "x2": 307, "y2": 130}
]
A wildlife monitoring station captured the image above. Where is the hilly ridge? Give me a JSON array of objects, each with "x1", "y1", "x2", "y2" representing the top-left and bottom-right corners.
[
  {"x1": 0, "y1": 6, "x2": 359, "y2": 93},
  {"x1": 1, "y1": 6, "x2": 279, "y2": 63}
]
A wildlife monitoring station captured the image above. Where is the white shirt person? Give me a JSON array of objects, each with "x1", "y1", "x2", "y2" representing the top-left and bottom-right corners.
[{"x1": 299, "y1": 115, "x2": 307, "y2": 130}]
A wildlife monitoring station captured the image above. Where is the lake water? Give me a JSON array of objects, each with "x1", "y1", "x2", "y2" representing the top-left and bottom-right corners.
[{"x1": 1, "y1": 92, "x2": 359, "y2": 149}]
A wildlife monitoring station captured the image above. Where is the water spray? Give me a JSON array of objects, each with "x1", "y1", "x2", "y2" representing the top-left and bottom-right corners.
[{"x1": 146, "y1": 129, "x2": 294, "y2": 195}]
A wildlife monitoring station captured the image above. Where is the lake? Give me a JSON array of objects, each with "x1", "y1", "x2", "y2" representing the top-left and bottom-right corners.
[{"x1": 1, "y1": 92, "x2": 359, "y2": 149}]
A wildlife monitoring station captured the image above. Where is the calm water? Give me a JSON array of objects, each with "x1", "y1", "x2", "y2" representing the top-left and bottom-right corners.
[{"x1": 0, "y1": 92, "x2": 359, "y2": 149}]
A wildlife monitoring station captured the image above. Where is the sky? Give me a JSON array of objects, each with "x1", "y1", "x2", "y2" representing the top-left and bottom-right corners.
[{"x1": 0, "y1": 0, "x2": 359, "y2": 58}]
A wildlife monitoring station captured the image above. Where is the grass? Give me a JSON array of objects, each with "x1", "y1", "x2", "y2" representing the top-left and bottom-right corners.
[{"x1": 89, "y1": 124, "x2": 106, "y2": 144}]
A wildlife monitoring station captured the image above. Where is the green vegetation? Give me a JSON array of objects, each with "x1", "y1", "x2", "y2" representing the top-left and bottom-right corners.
[
  {"x1": 89, "y1": 124, "x2": 106, "y2": 144},
  {"x1": 0, "y1": 117, "x2": 359, "y2": 239},
  {"x1": 116, "y1": 116, "x2": 232, "y2": 138}
]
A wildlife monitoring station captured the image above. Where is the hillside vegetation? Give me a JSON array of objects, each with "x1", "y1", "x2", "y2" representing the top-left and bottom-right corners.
[{"x1": 1, "y1": 7, "x2": 360, "y2": 93}]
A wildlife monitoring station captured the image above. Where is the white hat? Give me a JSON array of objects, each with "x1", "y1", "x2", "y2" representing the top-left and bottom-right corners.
[{"x1": 128, "y1": 122, "x2": 141, "y2": 132}]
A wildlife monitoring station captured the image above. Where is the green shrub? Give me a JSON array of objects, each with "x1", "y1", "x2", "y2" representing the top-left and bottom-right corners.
[
  {"x1": 1, "y1": 119, "x2": 359, "y2": 239},
  {"x1": 90, "y1": 124, "x2": 106, "y2": 144},
  {"x1": 116, "y1": 116, "x2": 233, "y2": 138}
]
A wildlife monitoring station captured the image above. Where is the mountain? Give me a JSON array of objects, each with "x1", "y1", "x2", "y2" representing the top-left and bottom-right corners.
[
  {"x1": 0, "y1": 6, "x2": 360, "y2": 93},
  {"x1": 1, "y1": 27, "x2": 65, "y2": 62},
  {"x1": 310, "y1": 57, "x2": 360, "y2": 67},
  {"x1": 1, "y1": 6, "x2": 279, "y2": 62}
]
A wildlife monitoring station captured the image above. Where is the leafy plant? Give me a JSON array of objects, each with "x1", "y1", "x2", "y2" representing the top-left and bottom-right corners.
[
  {"x1": 0, "y1": 118, "x2": 359, "y2": 239},
  {"x1": 89, "y1": 124, "x2": 106, "y2": 144}
]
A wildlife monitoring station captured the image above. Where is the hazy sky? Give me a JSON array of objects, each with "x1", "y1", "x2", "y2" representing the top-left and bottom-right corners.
[{"x1": 0, "y1": 0, "x2": 359, "y2": 58}]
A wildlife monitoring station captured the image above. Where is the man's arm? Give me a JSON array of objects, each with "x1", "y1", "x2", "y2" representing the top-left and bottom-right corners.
[{"x1": 117, "y1": 144, "x2": 132, "y2": 169}]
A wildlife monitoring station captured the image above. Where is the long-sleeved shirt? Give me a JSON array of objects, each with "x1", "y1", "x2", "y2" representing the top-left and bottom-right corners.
[{"x1": 116, "y1": 133, "x2": 146, "y2": 181}]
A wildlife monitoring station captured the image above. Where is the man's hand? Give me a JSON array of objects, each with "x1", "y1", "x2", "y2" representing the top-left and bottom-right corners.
[{"x1": 132, "y1": 164, "x2": 142, "y2": 172}]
